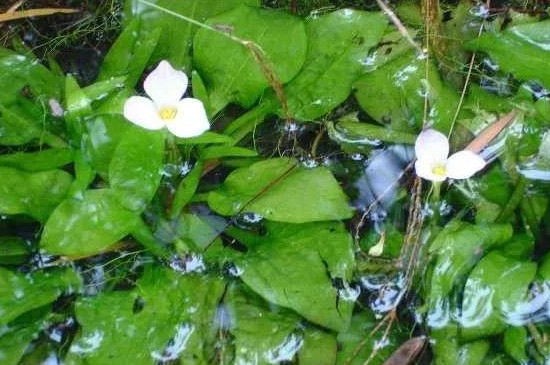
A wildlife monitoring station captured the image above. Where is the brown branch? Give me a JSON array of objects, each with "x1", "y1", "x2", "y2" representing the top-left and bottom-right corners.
[{"x1": 0, "y1": 8, "x2": 79, "y2": 23}]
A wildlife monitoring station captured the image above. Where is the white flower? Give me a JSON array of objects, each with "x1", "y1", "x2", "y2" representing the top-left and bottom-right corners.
[
  {"x1": 123, "y1": 60, "x2": 210, "y2": 138},
  {"x1": 414, "y1": 129, "x2": 486, "y2": 182}
]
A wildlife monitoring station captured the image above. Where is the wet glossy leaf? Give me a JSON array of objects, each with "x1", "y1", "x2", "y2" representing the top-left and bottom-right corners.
[
  {"x1": 328, "y1": 120, "x2": 417, "y2": 145},
  {"x1": 208, "y1": 158, "x2": 353, "y2": 223},
  {"x1": 354, "y1": 51, "x2": 460, "y2": 133},
  {"x1": 0, "y1": 310, "x2": 50, "y2": 365},
  {"x1": 428, "y1": 221, "x2": 513, "y2": 301},
  {"x1": 225, "y1": 285, "x2": 302, "y2": 365},
  {"x1": 109, "y1": 128, "x2": 165, "y2": 211},
  {"x1": 228, "y1": 221, "x2": 355, "y2": 331},
  {"x1": 0, "y1": 237, "x2": 30, "y2": 265},
  {"x1": 335, "y1": 311, "x2": 403, "y2": 365},
  {"x1": 0, "y1": 148, "x2": 73, "y2": 171},
  {"x1": 466, "y1": 20, "x2": 550, "y2": 89},
  {"x1": 0, "y1": 267, "x2": 80, "y2": 326},
  {"x1": 194, "y1": 5, "x2": 307, "y2": 113},
  {"x1": 200, "y1": 145, "x2": 257, "y2": 160},
  {"x1": 97, "y1": 18, "x2": 161, "y2": 89},
  {"x1": 460, "y1": 251, "x2": 536, "y2": 340},
  {"x1": 431, "y1": 326, "x2": 490, "y2": 365},
  {"x1": 124, "y1": 0, "x2": 260, "y2": 70},
  {"x1": 298, "y1": 327, "x2": 337, "y2": 365},
  {"x1": 66, "y1": 266, "x2": 224, "y2": 364},
  {"x1": 503, "y1": 326, "x2": 528, "y2": 364},
  {"x1": 0, "y1": 167, "x2": 73, "y2": 221},
  {"x1": 83, "y1": 114, "x2": 131, "y2": 178},
  {"x1": 281, "y1": 9, "x2": 387, "y2": 121},
  {"x1": 177, "y1": 131, "x2": 234, "y2": 145},
  {"x1": 0, "y1": 48, "x2": 61, "y2": 105},
  {"x1": 40, "y1": 189, "x2": 140, "y2": 257},
  {"x1": 171, "y1": 162, "x2": 203, "y2": 218},
  {"x1": 0, "y1": 104, "x2": 44, "y2": 146}
]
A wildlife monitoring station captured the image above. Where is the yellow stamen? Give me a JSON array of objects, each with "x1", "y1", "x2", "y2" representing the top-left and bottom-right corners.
[
  {"x1": 159, "y1": 107, "x2": 177, "y2": 120},
  {"x1": 432, "y1": 166, "x2": 446, "y2": 176}
]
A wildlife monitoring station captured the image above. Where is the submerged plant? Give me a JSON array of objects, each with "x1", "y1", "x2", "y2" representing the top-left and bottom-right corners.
[
  {"x1": 123, "y1": 60, "x2": 210, "y2": 138},
  {"x1": 414, "y1": 129, "x2": 486, "y2": 182}
]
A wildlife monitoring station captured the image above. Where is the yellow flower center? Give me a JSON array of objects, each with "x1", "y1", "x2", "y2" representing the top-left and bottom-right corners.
[
  {"x1": 432, "y1": 165, "x2": 446, "y2": 177},
  {"x1": 159, "y1": 107, "x2": 177, "y2": 121}
]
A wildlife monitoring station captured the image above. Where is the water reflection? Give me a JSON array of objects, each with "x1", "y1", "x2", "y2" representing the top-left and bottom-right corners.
[{"x1": 353, "y1": 145, "x2": 414, "y2": 223}]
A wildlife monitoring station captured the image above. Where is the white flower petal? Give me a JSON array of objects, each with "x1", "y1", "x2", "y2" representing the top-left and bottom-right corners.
[
  {"x1": 123, "y1": 96, "x2": 164, "y2": 130},
  {"x1": 415, "y1": 129, "x2": 449, "y2": 164},
  {"x1": 166, "y1": 98, "x2": 210, "y2": 138},
  {"x1": 144, "y1": 60, "x2": 189, "y2": 107},
  {"x1": 446, "y1": 150, "x2": 486, "y2": 179},
  {"x1": 415, "y1": 160, "x2": 447, "y2": 182}
]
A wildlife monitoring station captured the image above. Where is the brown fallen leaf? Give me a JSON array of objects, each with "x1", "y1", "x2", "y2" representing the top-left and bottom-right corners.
[
  {"x1": 382, "y1": 336, "x2": 426, "y2": 365},
  {"x1": 0, "y1": 7, "x2": 79, "y2": 23},
  {"x1": 465, "y1": 110, "x2": 517, "y2": 153}
]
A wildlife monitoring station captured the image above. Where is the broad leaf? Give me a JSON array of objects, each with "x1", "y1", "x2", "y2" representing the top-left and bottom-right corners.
[
  {"x1": 0, "y1": 167, "x2": 73, "y2": 221},
  {"x1": 466, "y1": 20, "x2": 550, "y2": 89},
  {"x1": 0, "y1": 47, "x2": 60, "y2": 105},
  {"x1": 194, "y1": 5, "x2": 307, "y2": 113},
  {"x1": 354, "y1": 51, "x2": 460, "y2": 133},
  {"x1": 0, "y1": 148, "x2": 73, "y2": 171},
  {"x1": 0, "y1": 267, "x2": 80, "y2": 326},
  {"x1": 40, "y1": 189, "x2": 140, "y2": 257},
  {"x1": 66, "y1": 266, "x2": 224, "y2": 364},
  {"x1": 459, "y1": 251, "x2": 536, "y2": 340},
  {"x1": 281, "y1": 9, "x2": 388, "y2": 121},
  {"x1": 83, "y1": 114, "x2": 131, "y2": 178},
  {"x1": 124, "y1": 0, "x2": 260, "y2": 70},
  {"x1": 225, "y1": 284, "x2": 302, "y2": 365},
  {"x1": 208, "y1": 158, "x2": 353, "y2": 223},
  {"x1": 109, "y1": 128, "x2": 165, "y2": 211},
  {"x1": 228, "y1": 221, "x2": 355, "y2": 331}
]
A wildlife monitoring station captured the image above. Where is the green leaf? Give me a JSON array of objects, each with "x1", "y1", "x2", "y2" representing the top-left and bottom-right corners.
[
  {"x1": 194, "y1": 5, "x2": 307, "y2": 113},
  {"x1": 228, "y1": 221, "x2": 355, "y2": 331},
  {"x1": 83, "y1": 114, "x2": 132, "y2": 178},
  {"x1": 81, "y1": 76, "x2": 127, "y2": 101},
  {"x1": 428, "y1": 221, "x2": 513, "y2": 298},
  {"x1": 503, "y1": 326, "x2": 529, "y2": 364},
  {"x1": 0, "y1": 267, "x2": 80, "y2": 326},
  {"x1": 200, "y1": 145, "x2": 257, "y2": 160},
  {"x1": 40, "y1": 189, "x2": 140, "y2": 257},
  {"x1": 66, "y1": 266, "x2": 224, "y2": 364},
  {"x1": 0, "y1": 167, "x2": 73, "y2": 221},
  {"x1": 466, "y1": 20, "x2": 550, "y2": 89},
  {"x1": 124, "y1": 0, "x2": 260, "y2": 70},
  {"x1": 427, "y1": 221, "x2": 513, "y2": 326},
  {"x1": 298, "y1": 327, "x2": 337, "y2": 365},
  {"x1": 459, "y1": 251, "x2": 536, "y2": 340},
  {"x1": 0, "y1": 104, "x2": 44, "y2": 146},
  {"x1": 97, "y1": 18, "x2": 161, "y2": 89},
  {"x1": 281, "y1": 9, "x2": 388, "y2": 121},
  {"x1": 430, "y1": 325, "x2": 490, "y2": 365},
  {"x1": 354, "y1": 51, "x2": 460, "y2": 133},
  {"x1": 208, "y1": 158, "x2": 352, "y2": 223},
  {"x1": 0, "y1": 309, "x2": 48, "y2": 365},
  {"x1": 109, "y1": 128, "x2": 165, "y2": 212},
  {"x1": 0, "y1": 237, "x2": 31, "y2": 266},
  {"x1": 177, "y1": 131, "x2": 234, "y2": 145},
  {"x1": 0, "y1": 48, "x2": 61, "y2": 105},
  {"x1": 335, "y1": 311, "x2": 403, "y2": 365},
  {"x1": 327, "y1": 119, "x2": 417, "y2": 146},
  {"x1": 225, "y1": 284, "x2": 302, "y2": 365},
  {"x1": 171, "y1": 162, "x2": 204, "y2": 218},
  {"x1": 0, "y1": 148, "x2": 73, "y2": 171}
]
